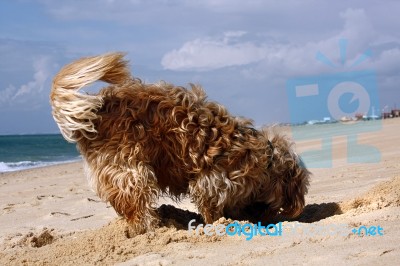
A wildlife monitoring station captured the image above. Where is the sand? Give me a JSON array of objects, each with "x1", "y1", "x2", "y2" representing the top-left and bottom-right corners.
[{"x1": 0, "y1": 119, "x2": 399, "y2": 265}]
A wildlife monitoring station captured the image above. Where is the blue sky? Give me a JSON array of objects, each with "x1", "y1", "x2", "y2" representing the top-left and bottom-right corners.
[{"x1": 0, "y1": 0, "x2": 399, "y2": 134}]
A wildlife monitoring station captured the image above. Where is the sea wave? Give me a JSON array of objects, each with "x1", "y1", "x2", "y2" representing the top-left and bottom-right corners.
[{"x1": 0, "y1": 158, "x2": 81, "y2": 173}]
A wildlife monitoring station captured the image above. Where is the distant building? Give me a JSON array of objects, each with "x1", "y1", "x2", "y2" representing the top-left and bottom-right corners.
[{"x1": 383, "y1": 112, "x2": 392, "y2": 119}]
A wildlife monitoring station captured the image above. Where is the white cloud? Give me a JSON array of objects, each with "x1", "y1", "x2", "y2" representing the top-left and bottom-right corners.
[
  {"x1": 13, "y1": 57, "x2": 50, "y2": 99},
  {"x1": 0, "y1": 86, "x2": 16, "y2": 105},
  {"x1": 0, "y1": 56, "x2": 52, "y2": 106},
  {"x1": 161, "y1": 31, "x2": 269, "y2": 71},
  {"x1": 161, "y1": 7, "x2": 389, "y2": 79},
  {"x1": 223, "y1": 31, "x2": 247, "y2": 39},
  {"x1": 374, "y1": 48, "x2": 400, "y2": 76}
]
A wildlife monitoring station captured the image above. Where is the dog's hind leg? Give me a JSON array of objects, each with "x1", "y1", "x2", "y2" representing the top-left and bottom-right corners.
[
  {"x1": 189, "y1": 170, "x2": 232, "y2": 224},
  {"x1": 87, "y1": 160, "x2": 159, "y2": 232}
]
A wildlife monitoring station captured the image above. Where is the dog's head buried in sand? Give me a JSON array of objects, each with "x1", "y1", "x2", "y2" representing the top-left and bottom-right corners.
[{"x1": 50, "y1": 52, "x2": 310, "y2": 233}]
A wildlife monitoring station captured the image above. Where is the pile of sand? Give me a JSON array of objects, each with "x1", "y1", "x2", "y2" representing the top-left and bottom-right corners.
[
  {"x1": 0, "y1": 207, "x2": 225, "y2": 265},
  {"x1": 340, "y1": 176, "x2": 400, "y2": 213}
]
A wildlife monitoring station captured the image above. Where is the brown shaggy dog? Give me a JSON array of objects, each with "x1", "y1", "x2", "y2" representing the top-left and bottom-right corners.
[{"x1": 50, "y1": 52, "x2": 310, "y2": 232}]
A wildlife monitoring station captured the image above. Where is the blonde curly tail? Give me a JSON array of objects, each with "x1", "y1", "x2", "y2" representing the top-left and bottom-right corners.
[{"x1": 50, "y1": 52, "x2": 131, "y2": 142}]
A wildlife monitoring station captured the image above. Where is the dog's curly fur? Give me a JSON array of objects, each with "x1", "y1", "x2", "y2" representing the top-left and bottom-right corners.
[{"x1": 50, "y1": 52, "x2": 310, "y2": 232}]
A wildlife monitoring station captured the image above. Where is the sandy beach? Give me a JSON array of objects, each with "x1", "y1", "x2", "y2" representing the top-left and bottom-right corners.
[{"x1": 0, "y1": 119, "x2": 399, "y2": 265}]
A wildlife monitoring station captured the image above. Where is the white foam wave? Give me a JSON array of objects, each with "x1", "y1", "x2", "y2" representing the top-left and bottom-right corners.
[{"x1": 0, "y1": 158, "x2": 81, "y2": 173}]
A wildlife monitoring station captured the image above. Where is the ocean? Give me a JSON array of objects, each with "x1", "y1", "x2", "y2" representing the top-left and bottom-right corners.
[{"x1": 0, "y1": 134, "x2": 81, "y2": 173}]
